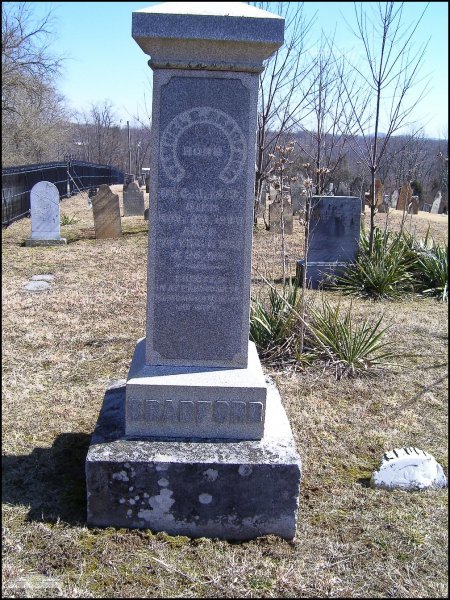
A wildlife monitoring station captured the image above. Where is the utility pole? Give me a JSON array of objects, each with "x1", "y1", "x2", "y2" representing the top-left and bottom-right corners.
[{"x1": 127, "y1": 120, "x2": 132, "y2": 181}]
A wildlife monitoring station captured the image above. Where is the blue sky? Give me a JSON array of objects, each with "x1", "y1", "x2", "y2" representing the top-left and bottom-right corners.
[{"x1": 30, "y1": 1, "x2": 448, "y2": 139}]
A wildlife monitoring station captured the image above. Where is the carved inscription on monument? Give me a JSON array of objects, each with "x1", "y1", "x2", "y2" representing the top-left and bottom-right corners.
[{"x1": 151, "y1": 77, "x2": 250, "y2": 363}]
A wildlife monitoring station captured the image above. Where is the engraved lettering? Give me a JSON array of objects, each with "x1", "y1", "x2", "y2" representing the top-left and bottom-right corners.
[
  {"x1": 180, "y1": 401, "x2": 195, "y2": 422},
  {"x1": 214, "y1": 401, "x2": 229, "y2": 423},
  {"x1": 248, "y1": 402, "x2": 263, "y2": 423}
]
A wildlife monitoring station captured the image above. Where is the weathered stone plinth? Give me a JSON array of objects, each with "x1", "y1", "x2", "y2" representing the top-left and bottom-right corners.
[
  {"x1": 25, "y1": 238, "x2": 67, "y2": 246},
  {"x1": 86, "y1": 378, "x2": 301, "y2": 540},
  {"x1": 296, "y1": 259, "x2": 347, "y2": 289},
  {"x1": 126, "y1": 339, "x2": 267, "y2": 440}
]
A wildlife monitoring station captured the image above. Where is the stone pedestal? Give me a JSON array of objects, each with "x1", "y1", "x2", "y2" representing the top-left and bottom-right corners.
[
  {"x1": 87, "y1": 378, "x2": 301, "y2": 540},
  {"x1": 87, "y1": 2, "x2": 301, "y2": 541}
]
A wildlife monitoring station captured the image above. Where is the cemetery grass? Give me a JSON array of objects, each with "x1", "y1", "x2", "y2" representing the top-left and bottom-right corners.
[{"x1": 2, "y1": 193, "x2": 448, "y2": 598}]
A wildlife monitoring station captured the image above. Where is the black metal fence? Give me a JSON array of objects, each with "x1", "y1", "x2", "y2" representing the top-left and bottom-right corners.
[{"x1": 2, "y1": 160, "x2": 124, "y2": 227}]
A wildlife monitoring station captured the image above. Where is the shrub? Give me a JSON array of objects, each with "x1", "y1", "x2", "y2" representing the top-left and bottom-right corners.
[
  {"x1": 333, "y1": 227, "x2": 415, "y2": 300},
  {"x1": 306, "y1": 299, "x2": 396, "y2": 379},
  {"x1": 61, "y1": 214, "x2": 77, "y2": 226},
  {"x1": 249, "y1": 282, "x2": 302, "y2": 364}
]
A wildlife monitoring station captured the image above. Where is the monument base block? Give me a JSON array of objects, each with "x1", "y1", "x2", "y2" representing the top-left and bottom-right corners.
[
  {"x1": 125, "y1": 339, "x2": 267, "y2": 440},
  {"x1": 86, "y1": 378, "x2": 301, "y2": 540},
  {"x1": 25, "y1": 238, "x2": 67, "y2": 246}
]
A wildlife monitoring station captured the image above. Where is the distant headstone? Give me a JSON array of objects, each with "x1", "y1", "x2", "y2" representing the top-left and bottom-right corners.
[
  {"x1": 409, "y1": 195, "x2": 419, "y2": 214},
  {"x1": 430, "y1": 191, "x2": 442, "y2": 214},
  {"x1": 371, "y1": 447, "x2": 447, "y2": 491},
  {"x1": 300, "y1": 196, "x2": 361, "y2": 288},
  {"x1": 86, "y1": 2, "x2": 301, "y2": 541},
  {"x1": 91, "y1": 184, "x2": 122, "y2": 239},
  {"x1": 123, "y1": 181, "x2": 145, "y2": 216},
  {"x1": 144, "y1": 207, "x2": 149, "y2": 220},
  {"x1": 269, "y1": 199, "x2": 293, "y2": 233},
  {"x1": 25, "y1": 181, "x2": 66, "y2": 247},
  {"x1": 391, "y1": 189, "x2": 399, "y2": 208},
  {"x1": 374, "y1": 179, "x2": 383, "y2": 207},
  {"x1": 396, "y1": 183, "x2": 412, "y2": 212},
  {"x1": 269, "y1": 183, "x2": 278, "y2": 203},
  {"x1": 378, "y1": 194, "x2": 390, "y2": 213},
  {"x1": 290, "y1": 183, "x2": 306, "y2": 215}
]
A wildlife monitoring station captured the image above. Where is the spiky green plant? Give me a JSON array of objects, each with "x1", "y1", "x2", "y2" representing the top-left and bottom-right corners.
[
  {"x1": 334, "y1": 227, "x2": 415, "y2": 300},
  {"x1": 307, "y1": 299, "x2": 396, "y2": 379},
  {"x1": 249, "y1": 281, "x2": 302, "y2": 362}
]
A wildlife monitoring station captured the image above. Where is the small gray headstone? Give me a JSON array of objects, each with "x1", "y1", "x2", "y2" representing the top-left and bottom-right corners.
[
  {"x1": 371, "y1": 447, "x2": 447, "y2": 491},
  {"x1": 25, "y1": 181, "x2": 66, "y2": 246},
  {"x1": 123, "y1": 181, "x2": 145, "y2": 217},
  {"x1": 430, "y1": 191, "x2": 442, "y2": 214},
  {"x1": 269, "y1": 199, "x2": 293, "y2": 234}
]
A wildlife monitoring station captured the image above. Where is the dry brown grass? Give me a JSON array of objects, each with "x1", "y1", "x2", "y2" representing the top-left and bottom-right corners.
[{"x1": 2, "y1": 192, "x2": 448, "y2": 598}]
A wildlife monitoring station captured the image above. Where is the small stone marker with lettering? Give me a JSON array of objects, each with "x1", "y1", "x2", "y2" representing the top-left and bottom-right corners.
[
  {"x1": 371, "y1": 447, "x2": 447, "y2": 491},
  {"x1": 123, "y1": 181, "x2": 145, "y2": 217},
  {"x1": 91, "y1": 185, "x2": 122, "y2": 239},
  {"x1": 297, "y1": 196, "x2": 361, "y2": 288},
  {"x1": 86, "y1": 1, "x2": 301, "y2": 541},
  {"x1": 25, "y1": 181, "x2": 66, "y2": 246}
]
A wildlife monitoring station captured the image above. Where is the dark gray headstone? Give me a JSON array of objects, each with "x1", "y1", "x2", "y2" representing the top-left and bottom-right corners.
[{"x1": 305, "y1": 196, "x2": 361, "y2": 287}]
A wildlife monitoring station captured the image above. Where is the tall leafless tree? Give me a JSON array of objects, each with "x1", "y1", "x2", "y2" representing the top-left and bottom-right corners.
[
  {"x1": 251, "y1": 2, "x2": 317, "y2": 223},
  {"x1": 340, "y1": 1, "x2": 430, "y2": 254}
]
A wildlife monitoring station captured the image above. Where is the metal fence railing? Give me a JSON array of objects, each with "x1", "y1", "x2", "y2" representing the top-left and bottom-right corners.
[{"x1": 2, "y1": 159, "x2": 124, "y2": 227}]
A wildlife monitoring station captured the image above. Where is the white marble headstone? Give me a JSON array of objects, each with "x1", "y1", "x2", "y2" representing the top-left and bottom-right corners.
[{"x1": 29, "y1": 181, "x2": 62, "y2": 240}]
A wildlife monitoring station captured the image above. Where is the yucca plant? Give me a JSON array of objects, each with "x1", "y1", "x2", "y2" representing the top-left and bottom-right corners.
[
  {"x1": 333, "y1": 227, "x2": 415, "y2": 300},
  {"x1": 413, "y1": 243, "x2": 448, "y2": 301},
  {"x1": 306, "y1": 299, "x2": 396, "y2": 379},
  {"x1": 250, "y1": 281, "x2": 302, "y2": 363}
]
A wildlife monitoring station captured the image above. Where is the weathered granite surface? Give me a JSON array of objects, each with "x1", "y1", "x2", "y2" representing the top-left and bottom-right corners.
[{"x1": 87, "y1": 377, "x2": 301, "y2": 540}]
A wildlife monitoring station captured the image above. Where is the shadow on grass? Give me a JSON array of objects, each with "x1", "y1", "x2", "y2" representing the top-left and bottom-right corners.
[
  {"x1": 357, "y1": 477, "x2": 372, "y2": 488},
  {"x1": 2, "y1": 432, "x2": 91, "y2": 526}
]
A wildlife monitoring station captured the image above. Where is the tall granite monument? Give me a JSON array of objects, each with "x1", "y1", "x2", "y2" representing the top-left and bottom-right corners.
[{"x1": 86, "y1": 2, "x2": 301, "y2": 541}]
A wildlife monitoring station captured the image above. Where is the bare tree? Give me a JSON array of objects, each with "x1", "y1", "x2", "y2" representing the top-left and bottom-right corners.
[
  {"x1": 2, "y1": 2, "x2": 70, "y2": 165},
  {"x1": 340, "y1": 1, "x2": 430, "y2": 254},
  {"x1": 2, "y1": 2, "x2": 64, "y2": 114},
  {"x1": 296, "y1": 36, "x2": 358, "y2": 194},
  {"x1": 251, "y1": 2, "x2": 317, "y2": 223}
]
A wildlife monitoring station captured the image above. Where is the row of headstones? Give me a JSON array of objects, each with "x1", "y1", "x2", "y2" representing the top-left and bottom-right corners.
[{"x1": 25, "y1": 181, "x2": 149, "y2": 246}]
